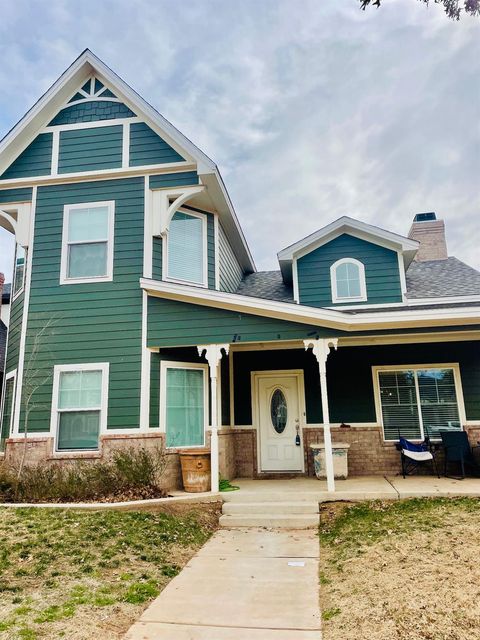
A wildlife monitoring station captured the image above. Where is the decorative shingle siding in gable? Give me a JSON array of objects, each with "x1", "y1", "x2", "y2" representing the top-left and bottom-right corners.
[
  {"x1": 0, "y1": 134, "x2": 52, "y2": 180},
  {"x1": 58, "y1": 126, "x2": 123, "y2": 173},
  {"x1": 129, "y1": 122, "x2": 184, "y2": 166},
  {"x1": 48, "y1": 101, "x2": 135, "y2": 126},
  {"x1": 21, "y1": 177, "x2": 144, "y2": 433},
  {"x1": 297, "y1": 233, "x2": 403, "y2": 307},
  {"x1": 219, "y1": 223, "x2": 243, "y2": 292}
]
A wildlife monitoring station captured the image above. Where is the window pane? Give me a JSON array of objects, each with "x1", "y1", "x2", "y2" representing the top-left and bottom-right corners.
[
  {"x1": 1, "y1": 378, "x2": 15, "y2": 451},
  {"x1": 59, "y1": 370, "x2": 102, "y2": 409},
  {"x1": 68, "y1": 206, "x2": 109, "y2": 242},
  {"x1": 379, "y1": 371, "x2": 421, "y2": 440},
  {"x1": 57, "y1": 411, "x2": 100, "y2": 450},
  {"x1": 334, "y1": 261, "x2": 362, "y2": 299},
  {"x1": 417, "y1": 369, "x2": 461, "y2": 438},
  {"x1": 68, "y1": 242, "x2": 107, "y2": 278},
  {"x1": 168, "y1": 212, "x2": 204, "y2": 283},
  {"x1": 13, "y1": 246, "x2": 26, "y2": 295},
  {"x1": 166, "y1": 368, "x2": 204, "y2": 447}
]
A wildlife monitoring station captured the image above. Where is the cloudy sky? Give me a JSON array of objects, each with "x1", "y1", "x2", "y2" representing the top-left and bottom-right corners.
[{"x1": 0, "y1": 0, "x2": 479, "y2": 281}]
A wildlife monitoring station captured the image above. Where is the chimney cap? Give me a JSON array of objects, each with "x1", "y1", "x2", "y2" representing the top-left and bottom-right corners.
[{"x1": 413, "y1": 212, "x2": 437, "y2": 223}]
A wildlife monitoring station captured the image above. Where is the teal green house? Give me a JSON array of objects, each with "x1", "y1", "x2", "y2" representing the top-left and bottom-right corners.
[{"x1": 1, "y1": 51, "x2": 479, "y2": 492}]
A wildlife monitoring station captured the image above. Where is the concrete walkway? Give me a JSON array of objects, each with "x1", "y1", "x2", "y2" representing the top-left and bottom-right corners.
[{"x1": 124, "y1": 528, "x2": 321, "y2": 639}]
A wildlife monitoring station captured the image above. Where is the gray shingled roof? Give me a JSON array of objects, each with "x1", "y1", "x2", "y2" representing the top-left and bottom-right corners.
[
  {"x1": 235, "y1": 257, "x2": 480, "y2": 306},
  {"x1": 405, "y1": 257, "x2": 480, "y2": 298},
  {"x1": 236, "y1": 271, "x2": 294, "y2": 302}
]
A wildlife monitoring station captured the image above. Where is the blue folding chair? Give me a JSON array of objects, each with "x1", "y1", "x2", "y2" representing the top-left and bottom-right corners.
[{"x1": 396, "y1": 436, "x2": 440, "y2": 479}]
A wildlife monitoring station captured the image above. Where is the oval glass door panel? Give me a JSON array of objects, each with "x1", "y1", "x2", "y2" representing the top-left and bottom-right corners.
[{"x1": 271, "y1": 389, "x2": 287, "y2": 434}]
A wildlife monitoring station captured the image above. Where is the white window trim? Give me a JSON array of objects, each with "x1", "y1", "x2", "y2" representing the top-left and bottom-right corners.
[
  {"x1": 159, "y1": 360, "x2": 208, "y2": 449},
  {"x1": 12, "y1": 244, "x2": 27, "y2": 301},
  {"x1": 330, "y1": 257, "x2": 367, "y2": 303},
  {"x1": 50, "y1": 362, "x2": 109, "y2": 453},
  {"x1": 372, "y1": 362, "x2": 467, "y2": 442},
  {"x1": 1, "y1": 370, "x2": 17, "y2": 442},
  {"x1": 162, "y1": 208, "x2": 208, "y2": 288},
  {"x1": 60, "y1": 201, "x2": 115, "y2": 285}
]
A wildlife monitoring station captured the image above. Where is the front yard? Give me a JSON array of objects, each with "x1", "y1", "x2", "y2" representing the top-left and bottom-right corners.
[
  {"x1": 320, "y1": 497, "x2": 480, "y2": 640},
  {"x1": 0, "y1": 504, "x2": 220, "y2": 639}
]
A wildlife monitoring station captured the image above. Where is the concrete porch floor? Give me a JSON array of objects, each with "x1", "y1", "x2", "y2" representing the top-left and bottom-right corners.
[{"x1": 227, "y1": 475, "x2": 480, "y2": 502}]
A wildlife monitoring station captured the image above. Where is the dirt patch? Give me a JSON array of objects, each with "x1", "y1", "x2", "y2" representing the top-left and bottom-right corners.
[
  {"x1": 0, "y1": 502, "x2": 220, "y2": 639},
  {"x1": 320, "y1": 498, "x2": 480, "y2": 640}
]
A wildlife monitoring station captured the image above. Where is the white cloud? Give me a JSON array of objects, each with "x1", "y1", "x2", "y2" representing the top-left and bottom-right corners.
[{"x1": 0, "y1": 0, "x2": 478, "y2": 281}]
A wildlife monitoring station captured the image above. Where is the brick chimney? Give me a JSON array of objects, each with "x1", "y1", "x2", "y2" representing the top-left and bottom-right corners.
[{"x1": 408, "y1": 212, "x2": 448, "y2": 261}]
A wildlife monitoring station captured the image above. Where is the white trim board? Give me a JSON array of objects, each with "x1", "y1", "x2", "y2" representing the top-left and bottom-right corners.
[{"x1": 141, "y1": 277, "x2": 480, "y2": 332}]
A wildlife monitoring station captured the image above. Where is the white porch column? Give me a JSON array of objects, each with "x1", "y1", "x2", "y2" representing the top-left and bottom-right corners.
[
  {"x1": 197, "y1": 344, "x2": 230, "y2": 493},
  {"x1": 304, "y1": 338, "x2": 338, "y2": 492}
]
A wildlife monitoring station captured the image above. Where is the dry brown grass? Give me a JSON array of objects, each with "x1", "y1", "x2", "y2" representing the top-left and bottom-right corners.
[
  {"x1": 320, "y1": 498, "x2": 480, "y2": 640},
  {"x1": 0, "y1": 502, "x2": 220, "y2": 639}
]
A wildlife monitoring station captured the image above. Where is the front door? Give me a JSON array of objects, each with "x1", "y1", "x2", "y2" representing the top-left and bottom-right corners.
[{"x1": 255, "y1": 372, "x2": 304, "y2": 472}]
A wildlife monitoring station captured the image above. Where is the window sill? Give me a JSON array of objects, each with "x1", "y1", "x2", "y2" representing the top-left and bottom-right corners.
[
  {"x1": 60, "y1": 276, "x2": 113, "y2": 285},
  {"x1": 163, "y1": 276, "x2": 208, "y2": 289},
  {"x1": 48, "y1": 451, "x2": 102, "y2": 460}
]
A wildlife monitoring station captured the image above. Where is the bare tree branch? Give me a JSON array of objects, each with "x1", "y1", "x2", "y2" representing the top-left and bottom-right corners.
[{"x1": 359, "y1": 0, "x2": 480, "y2": 20}]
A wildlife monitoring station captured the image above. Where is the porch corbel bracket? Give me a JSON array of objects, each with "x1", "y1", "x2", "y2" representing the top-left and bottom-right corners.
[
  {"x1": 0, "y1": 208, "x2": 17, "y2": 234},
  {"x1": 197, "y1": 343, "x2": 230, "y2": 371},
  {"x1": 303, "y1": 338, "x2": 338, "y2": 365},
  {"x1": 157, "y1": 185, "x2": 205, "y2": 237}
]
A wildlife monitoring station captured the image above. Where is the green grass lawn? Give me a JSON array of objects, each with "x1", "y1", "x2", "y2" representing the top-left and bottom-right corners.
[
  {"x1": 320, "y1": 498, "x2": 480, "y2": 640},
  {"x1": 0, "y1": 505, "x2": 219, "y2": 639}
]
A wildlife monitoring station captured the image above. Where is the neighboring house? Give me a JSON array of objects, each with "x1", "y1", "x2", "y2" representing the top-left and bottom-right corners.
[{"x1": 0, "y1": 50, "x2": 479, "y2": 491}]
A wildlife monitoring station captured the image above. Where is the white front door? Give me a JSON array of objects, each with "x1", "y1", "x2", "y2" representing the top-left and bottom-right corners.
[{"x1": 255, "y1": 372, "x2": 304, "y2": 472}]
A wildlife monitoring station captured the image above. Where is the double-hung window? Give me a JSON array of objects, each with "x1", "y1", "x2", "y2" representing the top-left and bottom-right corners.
[
  {"x1": 330, "y1": 258, "x2": 367, "y2": 303},
  {"x1": 13, "y1": 245, "x2": 26, "y2": 298},
  {"x1": 51, "y1": 364, "x2": 109, "y2": 452},
  {"x1": 160, "y1": 362, "x2": 207, "y2": 448},
  {"x1": 166, "y1": 210, "x2": 207, "y2": 286},
  {"x1": 61, "y1": 202, "x2": 114, "y2": 284},
  {"x1": 0, "y1": 372, "x2": 16, "y2": 452},
  {"x1": 375, "y1": 365, "x2": 463, "y2": 441}
]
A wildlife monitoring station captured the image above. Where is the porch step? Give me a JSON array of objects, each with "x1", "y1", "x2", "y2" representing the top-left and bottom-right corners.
[
  {"x1": 221, "y1": 492, "x2": 321, "y2": 503},
  {"x1": 219, "y1": 513, "x2": 319, "y2": 529},
  {"x1": 222, "y1": 501, "x2": 319, "y2": 515}
]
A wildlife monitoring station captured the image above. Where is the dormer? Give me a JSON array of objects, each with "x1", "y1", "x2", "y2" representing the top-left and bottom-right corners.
[{"x1": 277, "y1": 216, "x2": 419, "y2": 307}]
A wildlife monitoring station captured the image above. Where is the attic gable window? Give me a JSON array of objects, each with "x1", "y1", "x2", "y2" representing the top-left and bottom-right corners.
[
  {"x1": 330, "y1": 257, "x2": 367, "y2": 303},
  {"x1": 165, "y1": 209, "x2": 207, "y2": 286},
  {"x1": 60, "y1": 201, "x2": 114, "y2": 284}
]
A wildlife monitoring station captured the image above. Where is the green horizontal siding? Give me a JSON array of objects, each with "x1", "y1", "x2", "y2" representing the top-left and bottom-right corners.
[
  {"x1": 232, "y1": 340, "x2": 480, "y2": 426},
  {"x1": 49, "y1": 101, "x2": 135, "y2": 126},
  {"x1": 152, "y1": 237, "x2": 162, "y2": 280},
  {"x1": 129, "y1": 122, "x2": 184, "y2": 166},
  {"x1": 219, "y1": 223, "x2": 243, "y2": 292},
  {"x1": 147, "y1": 297, "x2": 339, "y2": 347},
  {"x1": 5, "y1": 292, "x2": 24, "y2": 373},
  {"x1": 20, "y1": 177, "x2": 144, "y2": 434},
  {"x1": 297, "y1": 234, "x2": 403, "y2": 307},
  {"x1": 0, "y1": 188, "x2": 33, "y2": 204},
  {"x1": 149, "y1": 171, "x2": 199, "y2": 189},
  {"x1": 58, "y1": 126, "x2": 123, "y2": 174},
  {"x1": 1, "y1": 134, "x2": 52, "y2": 180}
]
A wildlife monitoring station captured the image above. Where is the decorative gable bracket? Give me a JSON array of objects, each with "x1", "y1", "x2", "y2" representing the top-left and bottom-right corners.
[
  {"x1": 0, "y1": 203, "x2": 32, "y2": 246},
  {"x1": 151, "y1": 185, "x2": 205, "y2": 237}
]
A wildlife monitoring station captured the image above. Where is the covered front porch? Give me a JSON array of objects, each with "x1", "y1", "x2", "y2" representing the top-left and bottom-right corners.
[{"x1": 148, "y1": 329, "x2": 480, "y2": 494}]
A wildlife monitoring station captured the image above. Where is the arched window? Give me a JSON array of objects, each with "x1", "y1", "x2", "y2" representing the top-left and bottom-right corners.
[
  {"x1": 330, "y1": 258, "x2": 367, "y2": 303},
  {"x1": 166, "y1": 209, "x2": 207, "y2": 286}
]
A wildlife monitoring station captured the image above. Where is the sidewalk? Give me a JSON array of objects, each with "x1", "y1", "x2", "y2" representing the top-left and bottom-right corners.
[{"x1": 124, "y1": 528, "x2": 321, "y2": 639}]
